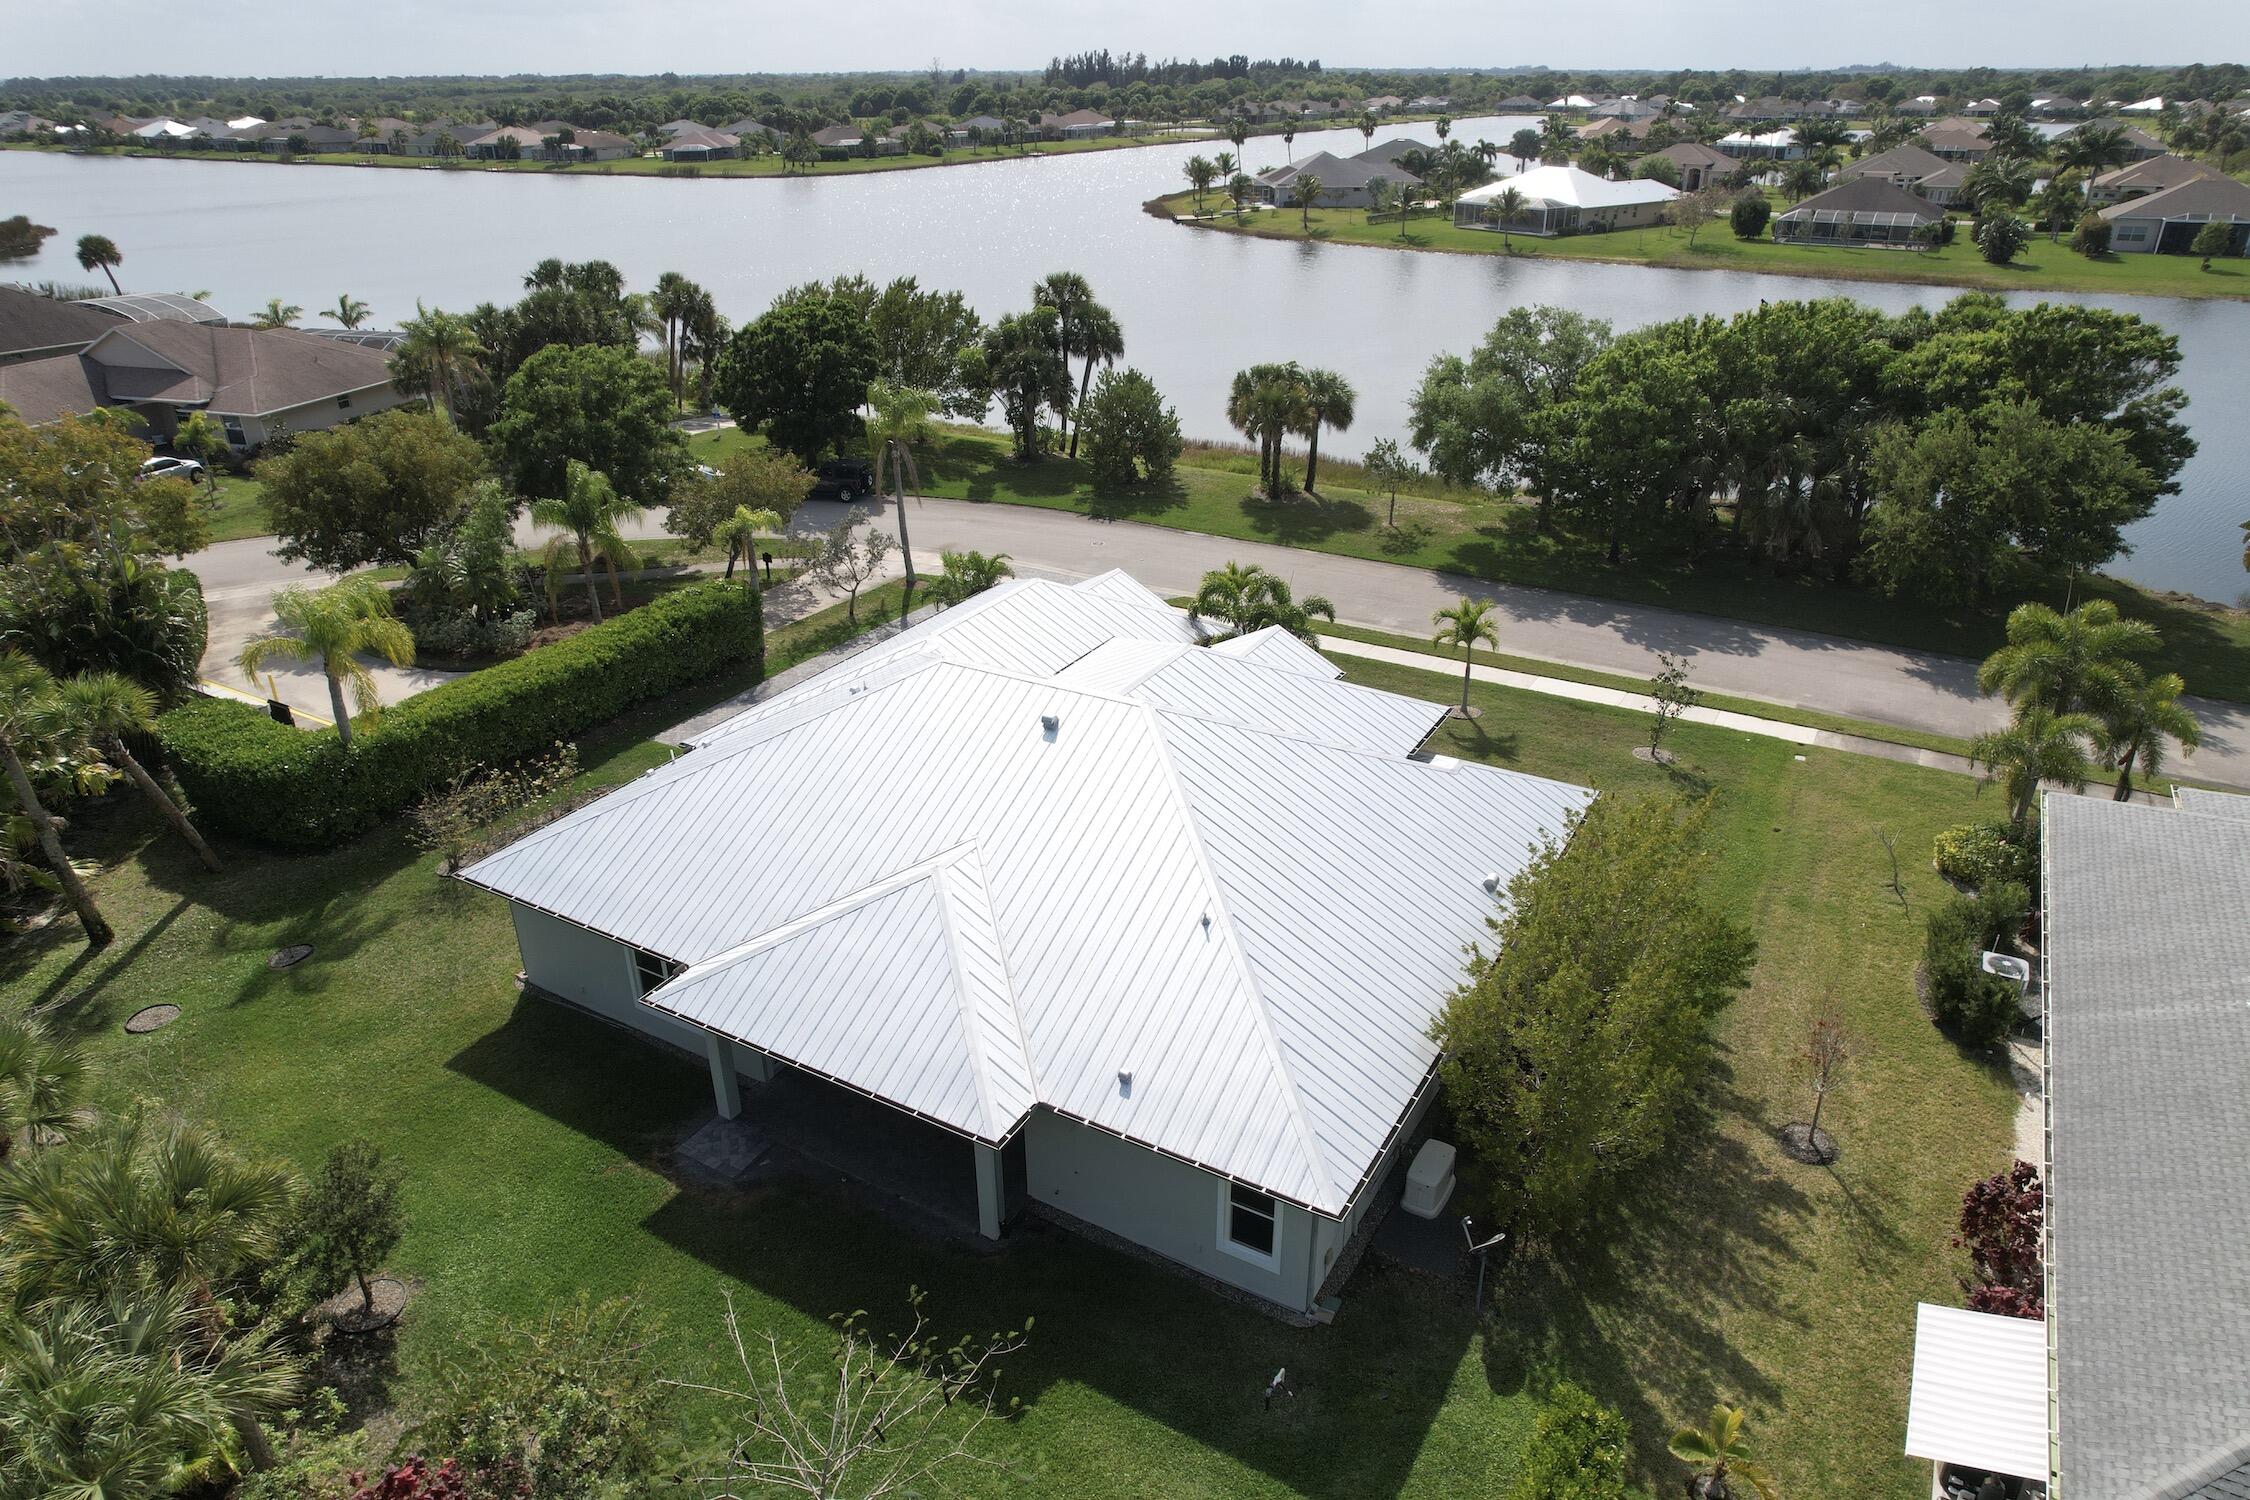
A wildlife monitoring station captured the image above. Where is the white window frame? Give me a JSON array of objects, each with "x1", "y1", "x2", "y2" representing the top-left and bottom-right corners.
[
  {"x1": 631, "y1": 947, "x2": 681, "y2": 997},
  {"x1": 1217, "y1": 1180, "x2": 1280, "y2": 1269}
]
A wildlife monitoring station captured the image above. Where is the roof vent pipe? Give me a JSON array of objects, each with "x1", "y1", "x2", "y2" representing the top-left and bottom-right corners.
[
  {"x1": 1481, "y1": 873, "x2": 1501, "y2": 894},
  {"x1": 1040, "y1": 713, "x2": 1060, "y2": 737}
]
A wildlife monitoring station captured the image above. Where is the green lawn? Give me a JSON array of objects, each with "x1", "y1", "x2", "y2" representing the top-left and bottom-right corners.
[
  {"x1": 1156, "y1": 191, "x2": 2250, "y2": 302},
  {"x1": 695, "y1": 425, "x2": 2250, "y2": 702},
  {"x1": 204, "y1": 472, "x2": 269, "y2": 543},
  {"x1": 3, "y1": 625, "x2": 2011, "y2": 1499}
]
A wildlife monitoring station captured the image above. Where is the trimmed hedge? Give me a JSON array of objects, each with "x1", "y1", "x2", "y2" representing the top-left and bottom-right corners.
[{"x1": 161, "y1": 580, "x2": 763, "y2": 848}]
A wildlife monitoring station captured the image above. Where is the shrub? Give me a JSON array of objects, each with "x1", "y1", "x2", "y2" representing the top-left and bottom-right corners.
[
  {"x1": 1975, "y1": 213, "x2": 2029, "y2": 265},
  {"x1": 1078, "y1": 367, "x2": 1184, "y2": 488},
  {"x1": 1729, "y1": 193, "x2": 1771, "y2": 240},
  {"x1": 159, "y1": 580, "x2": 761, "y2": 847},
  {"x1": 1922, "y1": 901, "x2": 2021, "y2": 1048},
  {"x1": 2071, "y1": 211, "x2": 2113, "y2": 256},
  {"x1": 1512, "y1": 1381, "x2": 1633, "y2": 1500},
  {"x1": 404, "y1": 608, "x2": 537, "y2": 660},
  {"x1": 1933, "y1": 819, "x2": 2038, "y2": 892},
  {"x1": 1954, "y1": 1161, "x2": 2043, "y2": 1318}
]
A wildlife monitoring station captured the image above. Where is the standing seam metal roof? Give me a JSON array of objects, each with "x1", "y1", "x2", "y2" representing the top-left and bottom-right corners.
[{"x1": 464, "y1": 573, "x2": 1592, "y2": 1216}]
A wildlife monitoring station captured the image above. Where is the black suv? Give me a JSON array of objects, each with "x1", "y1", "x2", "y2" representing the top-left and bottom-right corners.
[{"x1": 809, "y1": 457, "x2": 875, "y2": 503}]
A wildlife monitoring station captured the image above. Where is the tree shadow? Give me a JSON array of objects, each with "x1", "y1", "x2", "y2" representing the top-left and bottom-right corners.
[
  {"x1": 1083, "y1": 476, "x2": 1190, "y2": 522},
  {"x1": 1239, "y1": 492, "x2": 1375, "y2": 546},
  {"x1": 445, "y1": 998, "x2": 1473, "y2": 1500},
  {"x1": 1475, "y1": 1069, "x2": 1815, "y2": 1481}
]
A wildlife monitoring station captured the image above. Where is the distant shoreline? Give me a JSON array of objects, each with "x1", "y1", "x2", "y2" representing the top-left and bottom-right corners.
[{"x1": 1147, "y1": 190, "x2": 2250, "y2": 304}]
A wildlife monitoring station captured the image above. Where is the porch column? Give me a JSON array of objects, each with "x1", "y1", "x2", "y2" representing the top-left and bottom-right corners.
[
  {"x1": 706, "y1": 1034, "x2": 743, "y2": 1120},
  {"x1": 737, "y1": 1047, "x2": 778, "y2": 1084},
  {"x1": 973, "y1": 1143, "x2": 1005, "y2": 1241}
]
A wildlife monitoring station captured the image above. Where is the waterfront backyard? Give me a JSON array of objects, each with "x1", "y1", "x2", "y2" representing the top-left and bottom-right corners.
[{"x1": 2, "y1": 643, "x2": 2014, "y2": 1498}]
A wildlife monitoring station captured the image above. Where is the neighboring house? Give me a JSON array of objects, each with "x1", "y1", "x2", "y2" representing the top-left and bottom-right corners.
[
  {"x1": 660, "y1": 128, "x2": 739, "y2": 162},
  {"x1": 657, "y1": 118, "x2": 703, "y2": 136},
  {"x1": 463, "y1": 125, "x2": 550, "y2": 159},
  {"x1": 0, "y1": 322, "x2": 406, "y2": 449},
  {"x1": 1254, "y1": 149, "x2": 1420, "y2": 209},
  {"x1": 403, "y1": 121, "x2": 496, "y2": 157},
  {"x1": 1716, "y1": 128, "x2": 1802, "y2": 160},
  {"x1": 1918, "y1": 127, "x2": 1992, "y2": 162},
  {"x1": 949, "y1": 113, "x2": 1010, "y2": 142},
  {"x1": 1576, "y1": 116, "x2": 1654, "y2": 144},
  {"x1": 1892, "y1": 97, "x2": 1937, "y2": 117},
  {"x1": 1903, "y1": 790, "x2": 2250, "y2": 1497},
  {"x1": 1840, "y1": 142, "x2": 1954, "y2": 191},
  {"x1": 1588, "y1": 97, "x2": 1659, "y2": 121},
  {"x1": 1364, "y1": 94, "x2": 1405, "y2": 113},
  {"x1": 1912, "y1": 163, "x2": 1969, "y2": 207},
  {"x1": 1406, "y1": 95, "x2": 1450, "y2": 111},
  {"x1": 1496, "y1": 94, "x2": 1545, "y2": 111},
  {"x1": 1546, "y1": 93, "x2": 1597, "y2": 110},
  {"x1": 260, "y1": 124, "x2": 362, "y2": 154},
  {"x1": 719, "y1": 118, "x2": 782, "y2": 147},
  {"x1": 2088, "y1": 153, "x2": 2225, "y2": 205},
  {"x1": 0, "y1": 287, "x2": 119, "y2": 366},
  {"x1": 1770, "y1": 177, "x2": 1945, "y2": 246},
  {"x1": 1039, "y1": 109, "x2": 1116, "y2": 139},
  {"x1": 2111, "y1": 123, "x2": 2171, "y2": 160},
  {"x1": 1353, "y1": 137, "x2": 1436, "y2": 169},
  {"x1": 459, "y1": 571, "x2": 1594, "y2": 1319},
  {"x1": 2099, "y1": 174, "x2": 2250, "y2": 255},
  {"x1": 1453, "y1": 165, "x2": 1677, "y2": 234},
  {"x1": 810, "y1": 124, "x2": 867, "y2": 157},
  {"x1": 73, "y1": 291, "x2": 227, "y2": 327},
  {"x1": 1640, "y1": 141, "x2": 1734, "y2": 192},
  {"x1": 566, "y1": 129, "x2": 639, "y2": 162}
]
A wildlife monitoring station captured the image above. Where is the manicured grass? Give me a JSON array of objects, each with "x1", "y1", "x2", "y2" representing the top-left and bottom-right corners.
[
  {"x1": 203, "y1": 472, "x2": 269, "y2": 543},
  {"x1": 4, "y1": 626, "x2": 2010, "y2": 1499},
  {"x1": 3, "y1": 133, "x2": 1218, "y2": 181},
  {"x1": 1154, "y1": 191, "x2": 2250, "y2": 302},
  {"x1": 694, "y1": 424, "x2": 2250, "y2": 702}
]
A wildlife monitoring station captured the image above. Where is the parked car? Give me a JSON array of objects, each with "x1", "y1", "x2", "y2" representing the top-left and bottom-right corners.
[
  {"x1": 809, "y1": 457, "x2": 874, "y2": 503},
  {"x1": 138, "y1": 455, "x2": 206, "y2": 484}
]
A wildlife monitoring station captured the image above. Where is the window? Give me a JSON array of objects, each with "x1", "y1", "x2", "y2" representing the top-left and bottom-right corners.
[
  {"x1": 1219, "y1": 1181, "x2": 1278, "y2": 1265},
  {"x1": 336, "y1": 394, "x2": 352, "y2": 410},
  {"x1": 632, "y1": 947, "x2": 680, "y2": 996}
]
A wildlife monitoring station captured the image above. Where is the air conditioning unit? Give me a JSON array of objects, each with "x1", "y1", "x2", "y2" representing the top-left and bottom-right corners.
[
  {"x1": 1981, "y1": 951, "x2": 2032, "y2": 990},
  {"x1": 1402, "y1": 1139, "x2": 1457, "y2": 1219}
]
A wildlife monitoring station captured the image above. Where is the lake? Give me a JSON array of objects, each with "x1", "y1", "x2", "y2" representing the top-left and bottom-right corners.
[{"x1": 5, "y1": 116, "x2": 2246, "y2": 605}]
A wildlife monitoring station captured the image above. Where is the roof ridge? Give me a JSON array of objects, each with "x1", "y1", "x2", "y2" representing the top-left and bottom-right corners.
[
  {"x1": 1141, "y1": 699, "x2": 1344, "y2": 1210},
  {"x1": 931, "y1": 847, "x2": 1036, "y2": 1141}
]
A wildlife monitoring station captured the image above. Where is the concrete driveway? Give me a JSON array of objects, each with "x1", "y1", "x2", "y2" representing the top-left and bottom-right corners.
[{"x1": 183, "y1": 497, "x2": 2250, "y2": 791}]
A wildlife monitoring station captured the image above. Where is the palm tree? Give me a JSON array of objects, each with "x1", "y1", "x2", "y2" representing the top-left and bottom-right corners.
[
  {"x1": 1431, "y1": 598, "x2": 1499, "y2": 717},
  {"x1": 1972, "y1": 706, "x2": 2097, "y2": 830},
  {"x1": 927, "y1": 550, "x2": 1014, "y2": 609},
  {"x1": 711, "y1": 505, "x2": 784, "y2": 601},
  {"x1": 1357, "y1": 112, "x2": 1378, "y2": 152},
  {"x1": 1227, "y1": 173, "x2": 1255, "y2": 223},
  {"x1": 393, "y1": 301, "x2": 484, "y2": 423},
  {"x1": 1281, "y1": 123, "x2": 1296, "y2": 163},
  {"x1": 319, "y1": 294, "x2": 370, "y2": 329},
  {"x1": 0, "y1": 1288, "x2": 301, "y2": 1493},
  {"x1": 866, "y1": 381, "x2": 938, "y2": 597},
  {"x1": 2034, "y1": 172, "x2": 2084, "y2": 240},
  {"x1": 1483, "y1": 185, "x2": 1529, "y2": 249},
  {"x1": 1298, "y1": 368, "x2": 1356, "y2": 493},
  {"x1": 0, "y1": 1011, "x2": 90, "y2": 1160},
  {"x1": 1189, "y1": 562, "x2": 1334, "y2": 645},
  {"x1": 0, "y1": 654, "x2": 111, "y2": 945},
  {"x1": 1435, "y1": 114, "x2": 1453, "y2": 143},
  {"x1": 1975, "y1": 599, "x2": 2159, "y2": 720},
  {"x1": 1212, "y1": 149, "x2": 1238, "y2": 183},
  {"x1": 1295, "y1": 173, "x2": 1324, "y2": 231},
  {"x1": 60, "y1": 672, "x2": 222, "y2": 873},
  {"x1": 1064, "y1": 305, "x2": 1124, "y2": 460},
  {"x1": 1032, "y1": 271, "x2": 1098, "y2": 450},
  {"x1": 2098, "y1": 670, "x2": 2199, "y2": 801},
  {"x1": 75, "y1": 233, "x2": 123, "y2": 294},
  {"x1": 236, "y1": 578, "x2": 415, "y2": 748},
  {"x1": 1184, "y1": 154, "x2": 1217, "y2": 212},
  {"x1": 1667, "y1": 1404, "x2": 1778, "y2": 1500},
  {"x1": 1225, "y1": 363, "x2": 1309, "y2": 495},
  {"x1": 529, "y1": 460, "x2": 643, "y2": 626},
  {"x1": 250, "y1": 298, "x2": 302, "y2": 330},
  {"x1": 652, "y1": 270, "x2": 699, "y2": 402},
  {"x1": 2054, "y1": 122, "x2": 2130, "y2": 182},
  {"x1": 1226, "y1": 116, "x2": 1249, "y2": 155},
  {"x1": 172, "y1": 409, "x2": 226, "y2": 494}
]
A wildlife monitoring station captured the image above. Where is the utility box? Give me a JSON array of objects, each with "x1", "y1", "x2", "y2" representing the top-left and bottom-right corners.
[{"x1": 1402, "y1": 1139, "x2": 1457, "y2": 1220}]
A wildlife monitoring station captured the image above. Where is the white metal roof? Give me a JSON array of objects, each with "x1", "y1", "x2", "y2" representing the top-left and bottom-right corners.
[
  {"x1": 1905, "y1": 1304, "x2": 2049, "y2": 1480},
  {"x1": 464, "y1": 572, "x2": 1592, "y2": 1216},
  {"x1": 1207, "y1": 624, "x2": 1342, "y2": 678},
  {"x1": 1456, "y1": 165, "x2": 1677, "y2": 211}
]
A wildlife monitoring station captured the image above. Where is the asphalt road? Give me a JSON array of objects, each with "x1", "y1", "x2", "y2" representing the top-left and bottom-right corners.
[{"x1": 184, "y1": 497, "x2": 2250, "y2": 790}]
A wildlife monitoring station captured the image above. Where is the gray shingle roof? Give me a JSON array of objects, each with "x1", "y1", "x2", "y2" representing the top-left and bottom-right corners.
[
  {"x1": 2100, "y1": 174, "x2": 2250, "y2": 223},
  {"x1": 2044, "y1": 792, "x2": 2250, "y2": 1499},
  {"x1": 0, "y1": 286, "x2": 117, "y2": 361}
]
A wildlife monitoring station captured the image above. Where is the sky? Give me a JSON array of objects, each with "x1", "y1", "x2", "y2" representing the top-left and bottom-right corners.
[{"x1": 4, "y1": 0, "x2": 2246, "y2": 80}]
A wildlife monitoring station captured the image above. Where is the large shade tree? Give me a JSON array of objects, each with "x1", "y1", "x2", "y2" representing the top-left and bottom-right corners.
[
  {"x1": 489, "y1": 342, "x2": 686, "y2": 502},
  {"x1": 714, "y1": 285, "x2": 878, "y2": 463}
]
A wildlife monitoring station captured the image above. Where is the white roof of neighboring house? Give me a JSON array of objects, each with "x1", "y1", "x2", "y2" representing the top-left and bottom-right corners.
[
  {"x1": 1718, "y1": 128, "x2": 1797, "y2": 148},
  {"x1": 1457, "y1": 164, "x2": 1678, "y2": 210},
  {"x1": 1548, "y1": 94, "x2": 1596, "y2": 109},
  {"x1": 2123, "y1": 96, "x2": 2165, "y2": 112},
  {"x1": 226, "y1": 115, "x2": 266, "y2": 130},
  {"x1": 463, "y1": 571, "x2": 1593, "y2": 1216},
  {"x1": 1905, "y1": 1304, "x2": 2049, "y2": 1481},
  {"x1": 132, "y1": 118, "x2": 200, "y2": 139}
]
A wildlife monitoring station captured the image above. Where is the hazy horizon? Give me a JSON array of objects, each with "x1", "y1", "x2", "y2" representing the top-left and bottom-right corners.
[{"x1": 7, "y1": 0, "x2": 2246, "y2": 84}]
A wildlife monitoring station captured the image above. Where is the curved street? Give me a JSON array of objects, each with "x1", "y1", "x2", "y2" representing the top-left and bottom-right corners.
[{"x1": 186, "y1": 495, "x2": 2250, "y2": 790}]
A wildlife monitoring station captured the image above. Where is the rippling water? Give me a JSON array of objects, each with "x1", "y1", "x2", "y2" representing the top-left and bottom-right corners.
[{"x1": 5, "y1": 117, "x2": 2245, "y2": 603}]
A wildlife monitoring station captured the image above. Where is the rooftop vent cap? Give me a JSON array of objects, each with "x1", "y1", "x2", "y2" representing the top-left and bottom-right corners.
[
  {"x1": 1040, "y1": 713, "x2": 1060, "y2": 736},
  {"x1": 1117, "y1": 1070, "x2": 1132, "y2": 1095},
  {"x1": 1481, "y1": 873, "x2": 1501, "y2": 893}
]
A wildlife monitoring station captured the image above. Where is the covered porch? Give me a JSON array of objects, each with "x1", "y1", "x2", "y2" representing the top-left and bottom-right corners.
[{"x1": 1904, "y1": 1303, "x2": 2048, "y2": 1497}]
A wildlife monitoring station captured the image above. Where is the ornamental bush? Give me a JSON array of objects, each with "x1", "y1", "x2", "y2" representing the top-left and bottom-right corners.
[
  {"x1": 1728, "y1": 192, "x2": 1771, "y2": 241},
  {"x1": 1511, "y1": 1381, "x2": 1633, "y2": 1500},
  {"x1": 1933, "y1": 818, "x2": 2039, "y2": 892},
  {"x1": 2071, "y1": 212, "x2": 2113, "y2": 257},
  {"x1": 159, "y1": 580, "x2": 761, "y2": 847}
]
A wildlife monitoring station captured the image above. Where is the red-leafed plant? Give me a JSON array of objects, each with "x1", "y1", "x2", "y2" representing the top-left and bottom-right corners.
[
  {"x1": 1954, "y1": 1160, "x2": 2044, "y2": 1319},
  {"x1": 348, "y1": 1456, "x2": 469, "y2": 1500}
]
